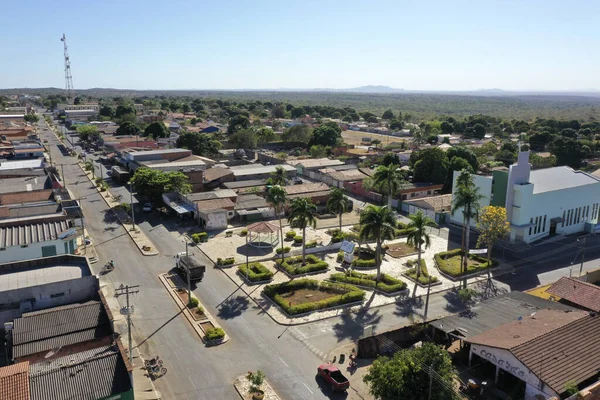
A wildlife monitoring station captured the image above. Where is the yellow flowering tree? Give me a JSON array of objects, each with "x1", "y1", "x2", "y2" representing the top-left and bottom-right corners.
[{"x1": 476, "y1": 206, "x2": 510, "y2": 267}]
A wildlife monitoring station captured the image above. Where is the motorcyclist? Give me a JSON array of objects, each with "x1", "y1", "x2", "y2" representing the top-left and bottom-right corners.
[{"x1": 109, "y1": 260, "x2": 115, "y2": 268}]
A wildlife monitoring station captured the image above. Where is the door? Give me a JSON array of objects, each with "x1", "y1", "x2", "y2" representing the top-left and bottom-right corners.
[
  {"x1": 41, "y1": 245, "x2": 57, "y2": 257},
  {"x1": 549, "y1": 221, "x2": 557, "y2": 236}
]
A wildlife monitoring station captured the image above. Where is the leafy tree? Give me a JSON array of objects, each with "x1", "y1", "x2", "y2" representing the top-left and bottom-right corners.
[
  {"x1": 494, "y1": 149, "x2": 516, "y2": 167},
  {"x1": 115, "y1": 104, "x2": 136, "y2": 118},
  {"x1": 364, "y1": 341, "x2": 456, "y2": 400},
  {"x1": 77, "y1": 125, "x2": 101, "y2": 143},
  {"x1": 476, "y1": 206, "x2": 510, "y2": 272},
  {"x1": 446, "y1": 146, "x2": 478, "y2": 172},
  {"x1": 116, "y1": 121, "x2": 139, "y2": 136},
  {"x1": 381, "y1": 110, "x2": 395, "y2": 120},
  {"x1": 130, "y1": 168, "x2": 191, "y2": 203},
  {"x1": 440, "y1": 121, "x2": 454, "y2": 134},
  {"x1": 371, "y1": 139, "x2": 382, "y2": 148},
  {"x1": 256, "y1": 127, "x2": 276, "y2": 145},
  {"x1": 24, "y1": 114, "x2": 39, "y2": 123},
  {"x1": 73, "y1": 96, "x2": 82, "y2": 105},
  {"x1": 411, "y1": 128, "x2": 426, "y2": 146},
  {"x1": 362, "y1": 111, "x2": 377, "y2": 120},
  {"x1": 528, "y1": 130, "x2": 553, "y2": 151},
  {"x1": 83, "y1": 161, "x2": 95, "y2": 177},
  {"x1": 359, "y1": 206, "x2": 397, "y2": 284},
  {"x1": 269, "y1": 166, "x2": 287, "y2": 186},
  {"x1": 99, "y1": 105, "x2": 114, "y2": 117},
  {"x1": 373, "y1": 165, "x2": 405, "y2": 208},
  {"x1": 181, "y1": 104, "x2": 191, "y2": 113},
  {"x1": 326, "y1": 188, "x2": 349, "y2": 231},
  {"x1": 144, "y1": 121, "x2": 170, "y2": 138},
  {"x1": 529, "y1": 153, "x2": 556, "y2": 169},
  {"x1": 290, "y1": 106, "x2": 305, "y2": 119},
  {"x1": 382, "y1": 152, "x2": 400, "y2": 167},
  {"x1": 550, "y1": 137, "x2": 585, "y2": 169},
  {"x1": 271, "y1": 104, "x2": 286, "y2": 118},
  {"x1": 271, "y1": 120, "x2": 282, "y2": 131},
  {"x1": 366, "y1": 115, "x2": 379, "y2": 123},
  {"x1": 176, "y1": 132, "x2": 221, "y2": 157},
  {"x1": 473, "y1": 123, "x2": 486, "y2": 139},
  {"x1": 281, "y1": 124, "x2": 313, "y2": 143},
  {"x1": 449, "y1": 156, "x2": 474, "y2": 177},
  {"x1": 309, "y1": 145, "x2": 329, "y2": 158},
  {"x1": 389, "y1": 119, "x2": 403, "y2": 130},
  {"x1": 229, "y1": 129, "x2": 257, "y2": 149},
  {"x1": 287, "y1": 198, "x2": 317, "y2": 264},
  {"x1": 427, "y1": 134, "x2": 439, "y2": 144},
  {"x1": 412, "y1": 148, "x2": 449, "y2": 184},
  {"x1": 560, "y1": 128, "x2": 577, "y2": 138},
  {"x1": 227, "y1": 115, "x2": 250, "y2": 134},
  {"x1": 265, "y1": 186, "x2": 287, "y2": 263},
  {"x1": 309, "y1": 122, "x2": 342, "y2": 147},
  {"x1": 406, "y1": 210, "x2": 437, "y2": 282}
]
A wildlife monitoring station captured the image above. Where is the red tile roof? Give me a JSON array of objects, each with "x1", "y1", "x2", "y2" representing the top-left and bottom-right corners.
[
  {"x1": 0, "y1": 362, "x2": 30, "y2": 400},
  {"x1": 546, "y1": 277, "x2": 600, "y2": 312}
]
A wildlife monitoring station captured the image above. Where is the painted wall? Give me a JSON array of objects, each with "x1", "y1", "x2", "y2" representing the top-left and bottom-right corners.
[
  {"x1": 449, "y1": 172, "x2": 492, "y2": 227},
  {"x1": 491, "y1": 170, "x2": 508, "y2": 207},
  {"x1": 505, "y1": 152, "x2": 531, "y2": 221},
  {"x1": 0, "y1": 238, "x2": 76, "y2": 264}
]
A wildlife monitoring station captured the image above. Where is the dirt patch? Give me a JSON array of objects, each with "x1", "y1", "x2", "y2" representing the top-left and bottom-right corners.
[
  {"x1": 199, "y1": 321, "x2": 215, "y2": 332},
  {"x1": 342, "y1": 130, "x2": 403, "y2": 146},
  {"x1": 386, "y1": 243, "x2": 418, "y2": 258},
  {"x1": 176, "y1": 289, "x2": 190, "y2": 305},
  {"x1": 279, "y1": 288, "x2": 338, "y2": 306},
  {"x1": 190, "y1": 307, "x2": 207, "y2": 320}
]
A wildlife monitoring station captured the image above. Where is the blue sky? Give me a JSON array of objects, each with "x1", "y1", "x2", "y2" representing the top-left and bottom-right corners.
[{"x1": 1, "y1": 0, "x2": 599, "y2": 91}]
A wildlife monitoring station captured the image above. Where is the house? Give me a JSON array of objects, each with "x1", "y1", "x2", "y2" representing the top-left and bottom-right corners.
[
  {"x1": 12, "y1": 143, "x2": 45, "y2": 159},
  {"x1": 222, "y1": 179, "x2": 268, "y2": 194},
  {"x1": 319, "y1": 167, "x2": 368, "y2": 189},
  {"x1": 545, "y1": 277, "x2": 600, "y2": 312},
  {"x1": 195, "y1": 198, "x2": 236, "y2": 229},
  {"x1": 397, "y1": 182, "x2": 444, "y2": 201},
  {"x1": 451, "y1": 151, "x2": 600, "y2": 243},
  {"x1": 284, "y1": 182, "x2": 332, "y2": 206},
  {"x1": 0, "y1": 159, "x2": 44, "y2": 178},
  {"x1": 186, "y1": 189, "x2": 238, "y2": 203},
  {"x1": 0, "y1": 255, "x2": 98, "y2": 325},
  {"x1": 64, "y1": 109, "x2": 98, "y2": 123},
  {"x1": 401, "y1": 194, "x2": 452, "y2": 224},
  {"x1": 229, "y1": 164, "x2": 297, "y2": 182},
  {"x1": 0, "y1": 214, "x2": 77, "y2": 263},
  {"x1": 0, "y1": 362, "x2": 30, "y2": 400},
  {"x1": 0, "y1": 115, "x2": 25, "y2": 124},
  {"x1": 235, "y1": 194, "x2": 273, "y2": 222},
  {"x1": 203, "y1": 167, "x2": 235, "y2": 190},
  {"x1": 287, "y1": 158, "x2": 345, "y2": 176}
]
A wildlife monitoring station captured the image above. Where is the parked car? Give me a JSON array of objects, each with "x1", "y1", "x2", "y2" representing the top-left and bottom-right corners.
[
  {"x1": 143, "y1": 203, "x2": 152, "y2": 212},
  {"x1": 317, "y1": 364, "x2": 349, "y2": 392}
]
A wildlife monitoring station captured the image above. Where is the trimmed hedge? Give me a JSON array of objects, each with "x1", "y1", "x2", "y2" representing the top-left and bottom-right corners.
[
  {"x1": 240, "y1": 229, "x2": 248, "y2": 236},
  {"x1": 395, "y1": 227, "x2": 416, "y2": 237},
  {"x1": 275, "y1": 254, "x2": 329, "y2": 276},
  {"x1": 285, "y1": 231, "x2": 297, "y2": 239},
  {"x1": 205, "y1": 327, "x2": 225, "y2": 341},
  {"x1": 305, "y1": 240, "x2": 317, "y2": 249},
  {"x1": 293, "y1": 235, "x2": 303, "y2": 244},
  {"x1": 326, "y1": 228, "x2": 345, "y2": 243},
  {"x1": 434, "y1": 248, "x2": 498, "y2": 277},
  {"x1": 329, "y1": 271, "x2": 408, "y2": 294},
  {"x1": 353, "y1": 258, "x2": 377, "y2": 268},
  {"x1": 217, "y1": 257, "x2": 235, "y2": 266},
  {"x1": 404, "y1": 259, "x2": 439, "y2": 285},
  {"x1": 191, "y1": 232, "x2": 208, "y2": 243},
  {"x1": 276, "y1": 246, "x2": 291, "y2": 255},
  {"x1": 238, "y1": 262, "x2": 274, "y2": 282},
  {"x1": 263, "y1": 279, "x2": 365, "y2": 315}
]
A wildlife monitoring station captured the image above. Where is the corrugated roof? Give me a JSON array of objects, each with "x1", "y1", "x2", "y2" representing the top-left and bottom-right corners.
[
  {"x1": 235, "y1": 194, "x2": 268, "y2": 210},
  {"x1": 29, "y1": 345, "x2": 132, "y2": 400},
  {"x1": 429, "y1": 291, "x2": 575, "y2": 339},
  {"x1": 230, "y1": 164, "x2": 296, "y2": 177},
  {"x1": 222, "y1": 179, "x2": 267, "y2": 189},
  {"x1": 287, "y1": 158, "x2": 344, "y2": 169},
  {"x1": 511, "y1": 314, "x2": 600, "y2": 394},
  {"x1": 546, "y1": 277, "x2": 600, "y2": 312},
  {"x1": 0, "y1": 362, "x2": 30, "y2": 400},
  {"x1": 203, "y1": 167, "x2": 233, "y2": 182},
  {"x1": 186, "y1": 189, "x2": 237, "y2": 202},
  {"x1": 195, "y1": 198, "x2": 235, "y2": 211},
  {"x1": 0, "y1": 177, "x2": 49, "y2": 195},
  {"x1": 0, "y1": 220, "x2": 71, "y2": 247},
  {"x1": 284, "y1": 182, "x2": 330, "y2": 195}
]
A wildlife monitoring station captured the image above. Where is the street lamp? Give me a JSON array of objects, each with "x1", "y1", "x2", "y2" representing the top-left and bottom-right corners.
[
  {"x1": 129, "y1": 181, "x2": 136, "y2": 231},
  {"x1": 184, "y1": 240, "x2": 191, "y2": 305}
]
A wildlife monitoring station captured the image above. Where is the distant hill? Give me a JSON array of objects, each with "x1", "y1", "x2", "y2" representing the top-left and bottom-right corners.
[{"x1": 341, "y1": 85, "x2": 404, "y2": 93}]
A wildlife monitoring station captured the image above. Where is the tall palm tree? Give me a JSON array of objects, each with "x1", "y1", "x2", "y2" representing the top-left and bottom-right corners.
[
  {"x1": 452, "y1": 170, "x2": 485, "y2": 280},
  {"x1": 359, "y1": 206, "x2": 397, "y2": 284},
  {"x1": 373, "y1": 164, "x2": 405, "y2": 209},
  {"x1": 270, "y1": 166, "x2": 287, "y2": 186},
  {"x1": 411, "y1": 128, "x2": 425, "y2": 147},
  {"x1": 84, "y1": 161, "x2": 95, "y2": 178},
  {"x1": 326, "y1": 188, "x2": 349, "y2": 232},
  {"x1": 265, "y1": 185, "x2": 287, "y2": 262},
  {"x1": 406, "y1": 210, "x2": 437, "y2": 280},
  {"x1": 287, "y1": 197, "x2": 317, "y2": 264}
]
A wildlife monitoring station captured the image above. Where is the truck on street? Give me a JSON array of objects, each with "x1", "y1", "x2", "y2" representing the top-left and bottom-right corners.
[{"x1": 175, "y1": 252, "x2": 206, "y2": 282}]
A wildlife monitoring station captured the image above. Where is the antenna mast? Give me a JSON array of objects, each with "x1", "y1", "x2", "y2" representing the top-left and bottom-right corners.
[{"x1": 60, "y1": 34, "x2": 74, "y2": 100}]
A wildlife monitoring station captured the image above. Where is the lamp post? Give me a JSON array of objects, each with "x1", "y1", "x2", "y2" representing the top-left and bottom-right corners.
[
  {"x1": 129, "y1": 181, "x2": 136, "y2": 231},
  {"x1": 184, "y1": 240, "x2": 191, "y2": 305},
  {"x1": 579, "y1": 236, "x2": 587, "y2": 277}
]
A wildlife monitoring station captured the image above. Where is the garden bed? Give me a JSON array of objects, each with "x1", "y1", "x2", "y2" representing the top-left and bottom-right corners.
[
  {"x1": 263, "y1": 279, "x2": 365, "y2": 316},
  {"x1": 385, "y1": 242, "x2": 418, "y2": 258},
  {"x1": 275, "y1": 254, "x2": 329, "y2": 277},
  {"x1": 200, "y1": 320, "x2": 215, "y2": 332},
  {"x1": 434, "y1": 248, "x2": 498, "y2": 280},
  {"x1": 237, "y1": 263, "x2": 274, "y2": 284},
  {"x1": 329, "y1": 271, "x2": 408, "y2": 295},
  {"x1": 402, "y1": 259, "x2": 441, "y2": 287},
  {"x1": 336, "y1": 248, "x2": 378, "y2": 268}
]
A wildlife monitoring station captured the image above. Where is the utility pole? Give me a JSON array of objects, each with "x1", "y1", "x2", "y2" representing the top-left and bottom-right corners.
[
  {"x1": 579, "y1": 236, "x2": 587, "y2": 276},
  {"x1": 60, "y1": 164, "x2": 66, "y2": 190},
  {"x1": 185, "y1": 240, "x2": 191, "y2": 304},
  {"x1": 115, "y1": 284, "x2": 140, "y2": 366},
  {"x1": 129, "y1": 181, "x2": 136, "y2": 231},
  {"x1": 428, "y1": 364, "x2": 433, "y2": 400}
]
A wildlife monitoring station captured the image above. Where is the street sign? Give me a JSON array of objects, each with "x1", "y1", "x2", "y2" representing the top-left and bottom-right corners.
[{"x1": 469, "y1": 248, "x2": 488, "y2": 254}]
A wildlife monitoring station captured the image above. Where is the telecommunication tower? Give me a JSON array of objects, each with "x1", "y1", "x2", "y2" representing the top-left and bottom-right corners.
[{"x1": 60, "y1": 34, "x2": 74, "y2": 100}]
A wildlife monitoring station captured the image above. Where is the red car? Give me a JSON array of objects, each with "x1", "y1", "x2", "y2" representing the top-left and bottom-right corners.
[{"x1": 317, "y1": 364, "x2": 350, "y2": 392}]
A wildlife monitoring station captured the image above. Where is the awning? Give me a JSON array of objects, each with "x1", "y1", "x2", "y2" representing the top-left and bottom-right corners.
[{"x1": 165, "y1": 200, "x2": 195, "y2": 215}]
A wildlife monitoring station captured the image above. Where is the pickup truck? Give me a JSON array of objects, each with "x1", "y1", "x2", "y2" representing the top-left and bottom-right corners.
[{"x1": 317, "y1": 364, "x2": 350, "y2": 392}]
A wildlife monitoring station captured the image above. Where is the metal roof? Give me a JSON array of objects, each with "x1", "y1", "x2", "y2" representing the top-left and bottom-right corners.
[
  {"x1": 230, "y1": 164, "x2": 296, "y2": 177},
  {"x1": 546, "y1": 277, "x2": 600, "y2": 312},
  {"x1": 0, "y1": 177, "x2": 49, "y2": 195},
  {"x1": 0, "y1": 160, "x2": 43, "y2": 171},
  {"x1": 222, "y1": 179, "x2": 267, "y2": 189},
  {"x1": 29, "y1": 345, "x2": 132, "y2": 400},
  {"x1": 287, "y1": 158, "x2": 344, "y2": 169},
  {"x1": 0, "y1": 362, "x2": 30, "y2": 400},
  {"x1": 530, "y1": 166, "x2": 600, "y2": 194},
  {"x1": 0, "y1": 219, "x2": 71, "y2": 247},
  {"x1": 429, "y1": 291, "x2": 575, "y2": 339},
  {"x1": 185, "y1": 189, "x2": 237, "y2": 202}
]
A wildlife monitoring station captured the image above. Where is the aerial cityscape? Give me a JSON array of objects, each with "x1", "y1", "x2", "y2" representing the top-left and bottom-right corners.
[{"x1": 1, "y1": 1, "x2": 600, "y2": 400}]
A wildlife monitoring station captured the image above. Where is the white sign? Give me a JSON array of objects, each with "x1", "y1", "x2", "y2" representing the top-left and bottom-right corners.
[
  {"x1": 469, "y1": 248, "x2": 488, "y2": 255},
  {"x1": 340, "y1": 240, "x2": 356, "y2": 254},
  {"x1": 343, "y1": 252, "x2": 354, "y2": 264}
]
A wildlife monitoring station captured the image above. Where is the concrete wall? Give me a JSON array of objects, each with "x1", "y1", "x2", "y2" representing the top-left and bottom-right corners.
[
  {"x1": 0, "y1": 238, "x2": 76, "y2": 264},
  {"x1": 449, "y1": 172, "x2": 492, "y2": 227}
]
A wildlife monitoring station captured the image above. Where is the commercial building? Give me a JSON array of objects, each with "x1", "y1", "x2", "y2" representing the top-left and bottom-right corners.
[
  {"x1": 63, "y1": 109, "x2": 98, "y2": 123},
  {"x1": 401, "y1": 194, "x2": 452, "y2": 224},
  {"x1": 57, "y1": 104, "x2": 100, "y2": 113},
  {"x1": 287, "y1": 158, "x2": 345, "y2": 176},
  {"x1": 450, "y1": 151, "x2": 600, "y2": 243},
  {"x1": 229, "y1": 164, "x2": 297, "y2": 181}
]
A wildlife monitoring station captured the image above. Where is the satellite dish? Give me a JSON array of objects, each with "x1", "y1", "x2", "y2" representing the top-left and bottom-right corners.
[{"x1": 44, "y1": 346, "x2": 62, "y2": 359}]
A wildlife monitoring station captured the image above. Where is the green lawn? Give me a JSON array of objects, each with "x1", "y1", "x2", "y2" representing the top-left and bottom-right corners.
[
  {"x1": 404, "y1": 259, "x2": 439, "y2": 285},
  {"x1": 435, "y1": 249, "x2": 497, "y2": 278}
]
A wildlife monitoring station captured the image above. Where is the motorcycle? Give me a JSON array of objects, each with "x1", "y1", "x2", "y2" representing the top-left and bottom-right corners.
[
  {"x1": 100, "y1": 261, "x2": 115, "y2": 275},
  {"x1": 144, "y1": 357, "x2": 167, "y2": 376}
]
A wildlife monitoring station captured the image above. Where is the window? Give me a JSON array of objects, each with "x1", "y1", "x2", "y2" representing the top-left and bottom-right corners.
[
  {"x1": 21, "y1": 244, "x2": 28, "y2": 248},
  {"x1": 562, "y1": 210, "x2": 566, "y2": 226},
  {"x1": 50, "y1": 292, "x2": 65, "y2": 298},
  {"x1": 529, "y1": 218, "x2": 533, "y2": 235},
  {"x1": 543, "y1": 215, "x2": 547, "y2": 232},
  {"x1": 411, "y1": 193, "x2": 416, "y2": 198}
]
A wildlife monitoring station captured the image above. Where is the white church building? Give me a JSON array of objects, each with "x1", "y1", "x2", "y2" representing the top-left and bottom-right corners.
[{"x1": 451, "y1": 151, "x2": 600, "y2": 243}]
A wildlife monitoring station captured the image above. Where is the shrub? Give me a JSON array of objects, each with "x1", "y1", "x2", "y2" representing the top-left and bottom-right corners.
[
  {"x1": 329, "y1": 271, "x2": 408, "y2": 294},
  {"x1": 240, "y1": 229, "x2": 248, "y2": 236},
  {"x1": 395, "y1": 227, "x2": 415, "y2": 237},
  {"x1": 404, "y1": 259, "x2": 439, "y2": 285},
  {"x1": 205, "y1": 327, "x2": 225, "y2": 341},
  {"x1": 293, "y1": 235, "x2": 303, "y2": 244},
  {"x1": 188, "y1": 297, "x2": 199, "y2": 308},
  {"x1": 191, "y1": 232, "x2": 208, "y2": 243},
  {"x1": 217, "y1": 257, "x2": 235, "y2": 266},
  {"x1": 305, "y1": 240, "x2": 317, "y2": 249},
  {"x1": 434, "y1": 249, "x2": 498, "y2": 277},
  {"x1": 285, "y1": 231, "x2": 297, "y2": 239},
  {"x1": 331, "y1": 235, "x2": 344, "y2": 243},
  {"x1": 275, "y1": 255, "x2": 329, "y2": 276},
  {"x1": 337, "y1": 251, "x2": 344, "y2": 262},
  {"x1": 353, "y1": 258, "x2": 377, "y2": 268},
  {"x1": 238, "y1": 263, "x2": 274, "y2": 282},
  {"x1": 326, "y1": 228, "x2": 345, "y2": 243},
  {"x1": 396, "y1": 221, "x2": 407, "y2": 229},
  {"x1": 276, "y1": 246, "x2": 291, "y2": 255},
  {"x1": 457, "y1": 287, "x2": 478, "y2": 303},
  {"x1": 263, "y1": 279, "x2": 365, "y2": 315}
]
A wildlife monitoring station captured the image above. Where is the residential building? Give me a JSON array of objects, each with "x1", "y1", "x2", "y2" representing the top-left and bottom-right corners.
[
  {"x1": 235, "y1": 194, "x2": 273, "y2": 222},
  {"x1": 401, "y1": 193, "x2": 452, "y2": 223},
  {"x1": 229, "y1": 164, "x2": 297, "y2": 181},
  {"x1": 203, "y1": 167, "x2": 235, "y2": 190},
  {"x1": 3, "y1": 106, "x2": 28, "y2": 114},
  {"x1": 64, "y1": 109, "x2": 98, "y2": 122},
  {"x1": 546, "y1": 277, "x2": 600, "y2": 312},
  {"x1": 318, "y1": 166, "x2": 368, "y2": 189},
  {"x1": 12, "y1": 143, "x2": 45, "y2": 160},
  {"x1": 287, "y1": 158, "x2": 345, "y2": 176},
  {"x1": 57, "y1": 104, "x2": 100, "y2": 113},
  {"x1": 398, "y1": 182, "x2": 444, "y2": 201},
  {"x1": 284, "y1": 182, "x2": 332, "y2": 206},
  {"x1": 195, "y1": 198, "x2": 236, "y2": 229},
  {"x1": 0, "y1": 115, "x2": 25, "y2": 124},
  {"x1": 0, "y1": 255, "x2": 97, "y2": 324},
  {"x1": 0, "y1": 214, "x2": 77, "y2": 263},
  {"x1": 222, "y1": 179, "x2": 268, "y2": 194},
  {"x1": 0, "y1": 159, "x2": 45, "y2": 178},
  {"x1": 0, "y1": 361, "x2": 30, "y2": 400},
  {"x1": 450, "y1": 151, "x2": 600, "y2": 243}
]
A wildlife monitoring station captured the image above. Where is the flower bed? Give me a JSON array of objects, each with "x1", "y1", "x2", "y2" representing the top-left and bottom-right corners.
[
  {"x1": 205, "y1": 327, "x2": 225, "y2": 341},
  {"x1": 329, "y1": 271, "x2": 408, "y2": 294},
  {"x1": 403, "y1": 259, "x2": 440, "y2": 286},
  {"x1": 434, "y1": 248, "x2": 498, "y2": 279},
  {"x1": 237, "y1": 262, "x2": 274, "y2": 283},
  {"x1": 337, "y1": 248, "x2": 377, "y2": 268},
  {"x1": 263, "y1": 279, "x2": 365, "y2": 316},
  {"x1": 275, "y1": 254, "x2": 329, "y2": 276}
]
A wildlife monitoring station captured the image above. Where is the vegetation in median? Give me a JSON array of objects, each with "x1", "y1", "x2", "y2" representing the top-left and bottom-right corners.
[
  {"x1": 404, "y1": 259, "x2": 439, "y2": 285},
  {"x1": 275, "y1": 254, "x2": 329, "y2": 275},
  {"x1": 337, "y1": 247, "x2": 378, "y2": 268},
  {"x1": 217, "y1": 257, "x2": 235, "y2": 266},
  {"x1": 205, "y1": 327, "x2": 225, "y2": 341},
  {"x1": 285, "y1": 231, "x2": 297, "y2": 240},
  {"x1": 329, "y1": 270, "x2": 407, "y2": 293},
  {"x1": 263, "y1": 278, "x2": 365, "y2": 315},
  {"x1": 238, "y1": 262, "x2": 274, "y2": 282},
  {"x1": 434, "y1": 248, "x2": 498, "y2": 277},
  {"x1": 191, "y1": 232, "x2": 208, "y2": 243}
]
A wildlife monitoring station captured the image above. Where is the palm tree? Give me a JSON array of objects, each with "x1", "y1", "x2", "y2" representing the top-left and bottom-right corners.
[
  {"x1": 411, "y1": 128, "x2": 425, "y2": 146},
  {"x1": 84, "y1": 161, "x2": 95, "y2": 178},
  {"x1": 287, "y1": 197, "x2": 317, "y2": 264},
  {"x1": 372, "y1": 164, "x2": 405, "y2": 209},
  {"x1": 452, "y1": 170, "x2": 485, "y2": 281},
  {"x1": 359, "y1": 206, "x2": 397, "y2": 284},
  {"x1": 326, "y1": 188, "x2": 349, "y2": 232},
  {"x1": 406, "y1": 210, "x2": 437, "y2": 281},
  {"x1": 265, "y1": 185, "x2": 287, "y2": 262},
  {"x1": 270, "y1": 166, "x2": 287, "y2": 186}
]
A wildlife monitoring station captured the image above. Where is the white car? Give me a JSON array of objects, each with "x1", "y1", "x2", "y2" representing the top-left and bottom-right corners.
[{"x1": 142, "y1": 203, "x2": 152, "y2": 212}]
